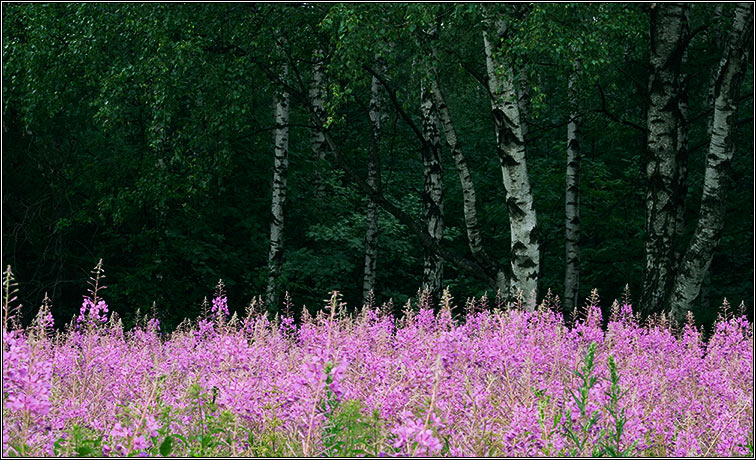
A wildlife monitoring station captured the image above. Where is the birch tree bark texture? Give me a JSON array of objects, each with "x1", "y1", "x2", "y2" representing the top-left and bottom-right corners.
[
  {"x1": 266, "y1": 65, "x2": 290, "y2": 310},
  {"x1": 667, "y1": 2, "x2": 753, "y2": 320},
  {"x1": 309, "y1": 49, "x2": 328, "y2": 198},
  {"x1": 362, "y1": 62, "x2": 385, "y2": 305},
  {"x1": 483, "y1": 18, "x2": 539, "y2": 306},
  {"x1": 419, "y1": 80, "x2": 444, "y2": 300},
  {"x1": 640, "y1": 3, "x2": 689, "y2": 315},
  {"x1": 431, "y1": 62, "x2": 509, "y2": 295},
  {"x1": 564, "y1": 60, "x2": 581, "y2": 313}
]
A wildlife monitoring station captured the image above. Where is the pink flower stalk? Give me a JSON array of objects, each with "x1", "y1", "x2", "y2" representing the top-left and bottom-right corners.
[
  {"x1": 76, "y1": 297, "x2": 109, "y2": 327},
  {"x1": 392, "y1": 410, "x2": 443, "y2": 457},
  {"x1": 2, "y1": 292, "x2": 753, "y2": 457},
  {"x1": 211, "y1": 295, "x2": 229, "y2": 319}
]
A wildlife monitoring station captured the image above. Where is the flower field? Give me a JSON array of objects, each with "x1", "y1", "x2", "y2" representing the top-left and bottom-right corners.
[{"x1": 2, "y1": 285, "x2": 753, "y2": 457}]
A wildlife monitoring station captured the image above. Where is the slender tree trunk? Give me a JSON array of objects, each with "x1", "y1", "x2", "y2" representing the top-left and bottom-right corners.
[
  {"x1": 668, "y1": 2, "x2": 753, "y2": 320},
  {"x1": 564, "y1": 60, "x2": 581, "y2": 313},
  {"x1": 420, "y1": 80, "x2": 444, "y2": 300},
  {"x1": 320, "y1": 67, "x2": 497, "y2": 290},
  {"x1": 309, "y1": 49, "x2": 328, "y2": 198},
  {"x1": 362, "y1": 62, "x2": 384, "y2": 304},
  {"x1": 483, "y1": 19, "x2": 539, "y2": 304},
  {"x1": 431, "y1": 70, "x2": 508, "y2": 294},
  {"x1": 695, "y1": 5, "x2": 725, "y2": 304},
  {"x1": 640, "y1": 3, "x2": 688, "y2": 315},
  {"x1": 266, "y1": 66, "x2": 290, "y2": 310}
]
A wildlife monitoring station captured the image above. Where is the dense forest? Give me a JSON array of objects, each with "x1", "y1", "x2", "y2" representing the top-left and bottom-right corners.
[{"x1": 2, "y1": 3, "x2": 753, "y2": 330}]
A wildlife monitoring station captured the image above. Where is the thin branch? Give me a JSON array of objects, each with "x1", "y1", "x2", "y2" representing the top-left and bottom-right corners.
[
  {"x1": 362, "y1": 64, "x2": 429, "y2": 147},
  {"x1": 596, "y1": 83, "x2": 647, "y2": 134}
]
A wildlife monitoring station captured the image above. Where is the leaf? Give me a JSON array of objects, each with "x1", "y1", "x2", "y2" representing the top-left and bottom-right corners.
[{"x1": 159, "y1": 436, "x2": 173, "y2": 456}]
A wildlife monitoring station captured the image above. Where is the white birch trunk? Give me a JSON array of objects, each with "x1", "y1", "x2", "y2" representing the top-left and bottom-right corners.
[
  {"x1": 668, "y1": 2, "x2": 753, "y2": 320},
  {"x1": 431, "y1": 70, "x2": 508, "y2": 294},
  {"x1": 309, "y1": 49, "x2": 328, "y2": 198},
  {"x1": 266, "y1": 65, "x2": 290, "y2": 309},
  {"x1": 362, "y1": 62, "x2": 384, "y2": 304},
  {"x1": 564, "y1": 60, "x2": 581, "y2": 313},
  {"x1": 640, "y1": 3, "x2": 688, "y2": 315},
  {"x1": 420, "y1": 80, "x2": 444, "y2": 300},
  {"x1": 483, "y1": 19, "x2": 539, "y2": 305}
]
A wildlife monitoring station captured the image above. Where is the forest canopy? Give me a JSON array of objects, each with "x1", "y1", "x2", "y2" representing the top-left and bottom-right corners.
[{"x1": 2, "y1": 3, "x2": 753, "y2": 329}]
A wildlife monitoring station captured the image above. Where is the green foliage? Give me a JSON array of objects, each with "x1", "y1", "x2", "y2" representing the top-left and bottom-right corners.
[
  {"x1": 170, "y1": 383, "x2": 235, "y2": 457},
  {"x1": 321, "y1": 399, "x2": 386, "y2": 457},
  {"x1": 2, "y1": 3, "x2": 752, "y2": 329},
  {"x1": 598, "y1": 355, "x2": 637, "y2": 457},
  {"x1": 533, "y1": 387, "x2": 564, "y2": 457},
  {"x1": 246, "y1": 415, "x2": 289, "y2": 457},
  {"x1": 52, "y1": 425, "x2": 104, "y2": 457},
  {"x1": 562, "y1": 342, "x2": 602, "y2": 456},
  {"x1": 555, "y1": 343, "x2": 636, "y2": 457}
]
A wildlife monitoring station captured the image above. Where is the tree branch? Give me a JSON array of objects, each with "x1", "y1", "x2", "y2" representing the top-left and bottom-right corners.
[
  {"x1": 362, "y1": 64, "x2": 429, "y2": 148},
  {"x1": 596, "y1": 83, "x2": 647, "y2": 133}
]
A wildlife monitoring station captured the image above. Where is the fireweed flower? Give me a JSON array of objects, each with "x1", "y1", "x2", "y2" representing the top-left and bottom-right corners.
[
  {"x1": 76, "y1": 297, "x2": 109, "y2": 327},
  {"x1": 2, "y1": 331, "x2": 52, "y2": 418},
  {"x1": 211, "y1": 295, "x2": 229, "y2": 320},
  {"x1": 2, "y1": 295, "x2": 753, "y2": 457},
  {"x1": 146, "y1": 317, "x2": 160, "y2": 333},
  {"x1": 391, "y1": 410, "x2": 443, "y2": 457},
  {"x1": 328, "y1": 360, "x2": 348, "y2": 400}
]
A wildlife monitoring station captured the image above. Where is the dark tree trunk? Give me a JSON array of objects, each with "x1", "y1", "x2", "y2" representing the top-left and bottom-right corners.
[{"x1": 640, "y1": 3, "x2": 689, "y2": 315}]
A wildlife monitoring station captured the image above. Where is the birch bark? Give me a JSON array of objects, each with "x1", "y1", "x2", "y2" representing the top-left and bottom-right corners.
[
  {"x1": 420, "y1": 80, "x2": 444, "y2": 300},
  {"x1": 483, "y1": 18, "x2": 539, "y2": 304},
  {"x1": 362, "y1": 60, "x2": 385, "y2": 304},
  {"x1": 309, "y1": 49, "x2": 327, "y2": 198},
  {"x1": 668, "y1": 2, "x2": 753, "y2": 320},
  {"x1": 431, "y1": 70, "x2": 508, "y2": 294},
  {"x1": 640, "y1": 3, "x2": 688, "y2": 314},
  {"x1": 564, "y1": 60, "x2": 581, "y2": 313},
  {"x1": 266, "y1": 65, "x2": 290, "y2": 309}
]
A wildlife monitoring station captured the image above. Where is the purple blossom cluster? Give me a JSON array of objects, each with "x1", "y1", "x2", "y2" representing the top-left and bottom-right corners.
[
  {"x1": 211, "y1": 295, "x2": 229, "y2": 320},
  {"x1": 2, "y1": 293, "x2": 753, "y2": 457},
  {"x1": 76, "y1": 297, "x2": 109, "y2": 328},
  {"x1": 392, "y1": 410, "x2": 443, "y2": 456}
]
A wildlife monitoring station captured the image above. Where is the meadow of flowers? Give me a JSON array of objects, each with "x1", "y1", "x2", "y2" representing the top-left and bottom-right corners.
[{"x1": 2, "y1": 266, "x2": 754, "y2": 457}]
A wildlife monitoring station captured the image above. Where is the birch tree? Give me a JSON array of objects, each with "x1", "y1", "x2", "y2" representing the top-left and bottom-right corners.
[
  {"x1": 309, "y1": 49, "x2": 328, "y2": 198},
  {"x1": 483, "y1": 16, "x2": 540, "y2": 303},
  {"x1": 430, "y1": 51, "x2": 509, "y2": 294},
  {"x1": 419, "y1": 79, "x2": 444, "y2": 299},
  {"x1": 266, "y1": 64, "x2": 290, "y2": 309},
  {"x1": 564, "y1": 59, "x2": 582, "y2": 313},
  {"x1": 362, "y1": 57, "x2": 385, "y2": 304},
  {"x1": 667, "y1": 2, "x2": 753, "y2": 320},
  {"x1": 640, "y1": 3, "x2": 689, "y2": 315}
]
